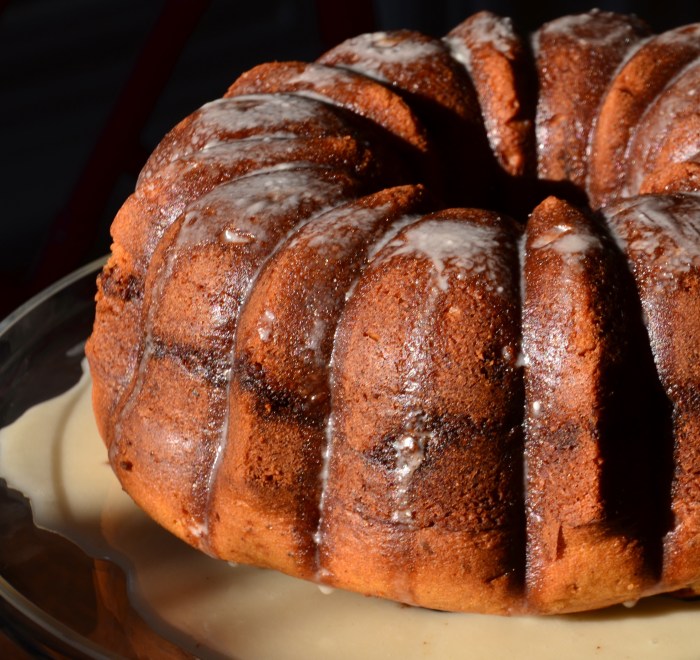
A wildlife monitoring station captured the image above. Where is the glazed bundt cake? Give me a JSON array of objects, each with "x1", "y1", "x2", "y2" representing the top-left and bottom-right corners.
[{"x1": 86, "y1": 9, "x2": 700, "y2": 615}]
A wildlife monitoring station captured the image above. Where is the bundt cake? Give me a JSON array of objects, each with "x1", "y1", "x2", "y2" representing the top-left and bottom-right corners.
[{"x1": 86, "y1": 9, "x2": 700, "y2": 615}]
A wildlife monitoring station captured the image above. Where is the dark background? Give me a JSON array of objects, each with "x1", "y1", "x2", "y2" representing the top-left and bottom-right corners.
[{"x1": 2, "y1": 0, "x2": 699, "y2": 319}]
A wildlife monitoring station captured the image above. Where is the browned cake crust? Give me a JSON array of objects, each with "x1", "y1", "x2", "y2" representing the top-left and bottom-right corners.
[
  {"x1": 317, "y1": 31, "x2": 493, "y2": 206},
  {"x1": 320, "y1": 209, "x2": 524, "y2": 614},
  {"x1": 626, "y1": 59, "x2": 700, "y2": 196},
  {"x1": 640, "y1": 156, "x2": 700, "y2": 194},
  {"x1": 105, "y1": 167, "x2": 363, "y2": 551},
  {"x1": 522, "y1": 197, "x2": 667, "y2": 613},
  {"x1": 533, "y1": 11, "x2": 650, "y2": 195},
  {"x1": 86, "y1": 11, "x2": 700, "y2": 616},
  {"x1": 588, "y1": 24, "x2": 700, "y2": 208},
  {"x1": 446, "y1": 11, "x2": 536, "y2": 180},
  {"x1": 225, "y1": 61, "x2": 430, "y2": 155},
  {"x1": 603, "y1": 193, "x2": 700, "y2": 592},
  {"x1": 207, "y1": 185, "x2": 429, "y2": 575}
]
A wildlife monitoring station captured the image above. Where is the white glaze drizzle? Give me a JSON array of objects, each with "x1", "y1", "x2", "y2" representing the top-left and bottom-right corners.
[
  {"x1": 541, "y1": 10, "x2": 643, "y2": 47},
  {"x1": 257, "y1": 310, "x2": 276, "y2": 342},
  {"x1": 303, "y1": 318, "x2": 327, "y2": 365},
  {"x1": 380, "y1": 218, "x2": 508, "y2": 292},
  {"x1": 517, "y1": 231, "x2": 530, "y2": 490},
  {"x1": 445, "y1": 13, "x2": 516, "y2": 71},
  {"x1": 139, "y1": 94, "x2": 342, "y2": 183},
  {"x1": 196, "y1": 94, "x2": 329, "y2": 133},
  {"x1": 389, "y1": 327, "x2": 433, "y2": 528},
  {"x1": 311, "y1": 206, "x2": 418, "y2": 576},
  {"x1": 372, "y1": 216, "x2": 512, "y2": 526},
  {"x1": 606, "y1": 194, "x2": 700, "y2": 284},
  {"x1": 444, "y1": 35, "x2": 473, "y2": 70},
  {"x1": 313, "y1": 417, "x2": 333, "y2": 554},
  {"x1": 326, "y1": 32, "x2": 443, "y2": 82},
  {"x1": 530, "y1": 222, "x2": 602, "y2": 259},
  {"x1": 287, "y1": 64, "x2": 352, "y2": 90},
  {"x1": 390, "y1": 413, "x2": 431, "y2": 524}
]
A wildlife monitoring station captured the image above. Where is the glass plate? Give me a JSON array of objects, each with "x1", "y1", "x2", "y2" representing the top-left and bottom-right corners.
[{"x1": 0, "y1": 258, "x2": 171, "y2": 659}]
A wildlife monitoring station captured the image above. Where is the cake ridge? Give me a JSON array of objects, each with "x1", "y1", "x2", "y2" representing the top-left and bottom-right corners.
[
  {"x1": 313, "y1": 209, "x2": 436, "y2": 579},
  {"x1": 534, "y1": 10, "x2": 651, "y2": 192},
  {"x1": 318, "y1": 208, "x2": 526, "y2": 612},
  {"x1": 205, "y1": 185, "x2": 429, "y2": 572},
  {"x1": 226, "y1": 61, "x2": 431, "y2": 154},
  {"x1": 199, "y1": 173, "x2": 363, "y2": 552},
  {"x1": 445, "y1": 11, "x2": 537, "y2": 181},
  {"x1": 587, "y1": 23, "x2": 700, "y2": 208},
  {"x1": 137, "y1": 94, "x2": 361, "y2": 183},
  {"x1": 625, "y1": 58, "x2": 700, "y2": 196},
  {"x1": 521, "y1": 196, "x2": 673, "y2": 611},
  {"x1": 601, "y1": 192, "x2": 700, "y2": 591}
]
